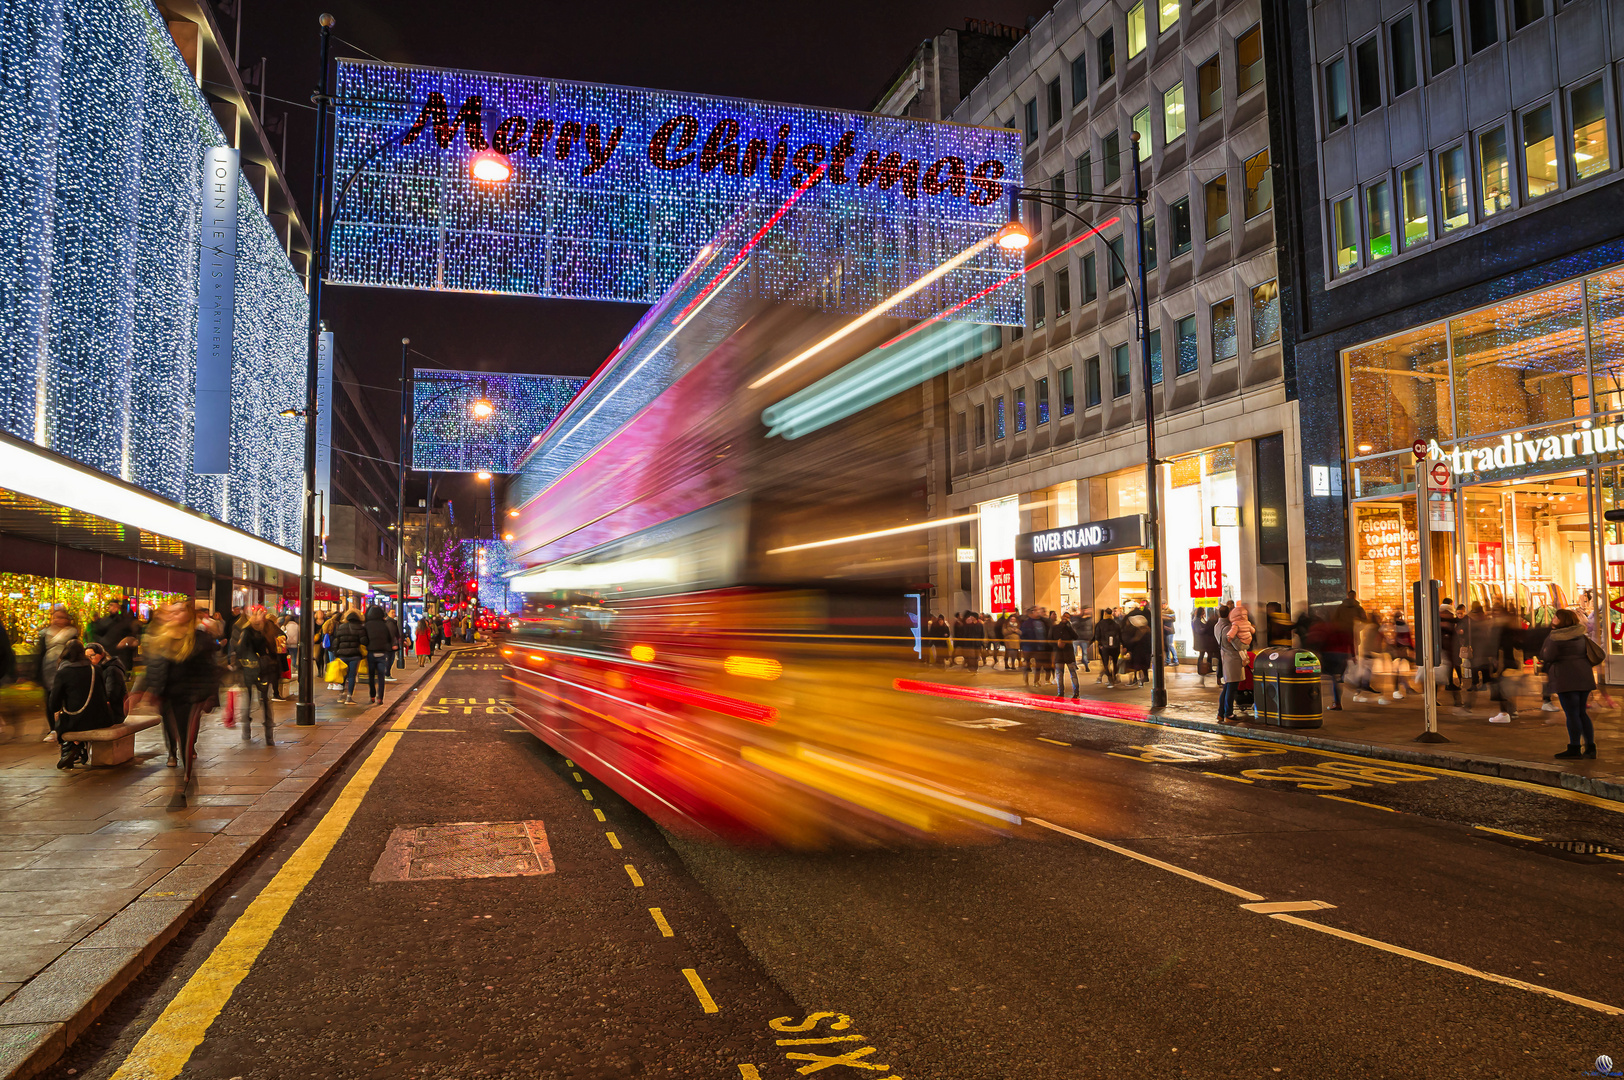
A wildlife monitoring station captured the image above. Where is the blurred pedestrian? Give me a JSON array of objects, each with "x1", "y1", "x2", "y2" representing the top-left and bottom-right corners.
[
  {"x1": 132, "y1": 601, "x2": 221, "y2": 801},
  {"x1": 1094, "y1": 608, "x2": 1120, "y2": 687},
  {"x1": 1071, "y1": 607, "x2": 1095, "y2": 672},
  {"x1": 84, "y1": 642, "x2": 127, "y2": 724},
  {"x1": 1541, "y1": 608, "x2": 1598, "y2": 759},
  {"x1": 331, "y1": 609, "x2": 366, "y2": 705},
  {"x1": 90, "y1": 600, "x2": 136, "y2": 669},
  {"x1": 1265, "y1": 602, "x2": 1292, "y2": 648},
  {"x1": 283, "y1": 614, "x2": 302, "y2": 695},
  {"x1": 1122, "y1": 605, "x2": 1153, "y2": 687},
  {"x1": 1192, "y1": 608, "x2": 1219, "y2": 688},
  {"x1": 415, "y1": 617, "x2": 432, "y2": 667},
  {"x1": 232, "y1": 607, "x2": 279, "y2": 745},
  {"x1": 363, "y1": 605, "x2": 395, "y2": 705},
  {"x1": 1054, "y1": 615, "x2": 1080, "y2": 699},
  {"x1": 33, "y1": 605, "x2": 80, "y2": 720},
  {"x1": 1161, "y1": 602, "x2": 1178, "y2": 668},
  {"x1": 0, "y1": 617, "x2": 16, "y2": 687},
  {"x1": 957, "y1": 613, "x2": 984, "y2": 673},
  {"x1": 1019, "y1": 606, "x2": 1048, "y2": 688},
  {"x1": 47, "y1": 640, "x2": 110, "y2": 769},
  {"x1": 384, "y1": 607, "x2": 403, "y2": 682},
  {"x1": 923, "y1": 614, "x2": 949, "y2": 666}
]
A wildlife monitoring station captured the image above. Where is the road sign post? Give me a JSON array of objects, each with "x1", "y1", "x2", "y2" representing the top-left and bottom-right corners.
[{"x1": 1416, "y1": 452, "x2": 1450, "y2": 743}]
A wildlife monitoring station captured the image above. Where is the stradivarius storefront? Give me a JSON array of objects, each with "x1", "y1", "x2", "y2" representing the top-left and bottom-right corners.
[{"x1": 1342, "y1": 262, "x2": 1624, "y2": 675}]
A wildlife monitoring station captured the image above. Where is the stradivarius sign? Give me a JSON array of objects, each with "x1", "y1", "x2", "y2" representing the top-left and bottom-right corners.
[{"x1": 1428, "y1": 419, "x2": 1624, "y2": 477}]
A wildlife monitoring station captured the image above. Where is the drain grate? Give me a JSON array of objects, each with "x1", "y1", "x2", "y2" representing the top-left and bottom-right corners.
[
  {"x1": 1542, "y1": 839, "x2": 1624, "y2": 857},
  {"x1": 371, "y1": 820, "x2": 555, "y2": 882}
]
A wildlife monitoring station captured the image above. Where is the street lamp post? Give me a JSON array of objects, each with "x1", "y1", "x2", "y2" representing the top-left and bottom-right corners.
[
  {"x1": 1003, "y1": 133, "x2": 1167, "y2": 708},
  {"x1": 396, "y1": 336, "x2": 410, "y2": 668}
]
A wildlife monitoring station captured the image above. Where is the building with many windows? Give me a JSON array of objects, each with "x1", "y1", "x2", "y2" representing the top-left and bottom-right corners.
[
  {"x1": 1272, "y1": 0, "x2": 1624, "y2": 661},
  {"x1": 933, "y1": 0, "x2": 1302, "y2": 655}
]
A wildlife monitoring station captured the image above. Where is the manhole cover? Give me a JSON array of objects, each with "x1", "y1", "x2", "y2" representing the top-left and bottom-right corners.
[
  {"x1": 371, "y1": 820, "x2": 556, "y2": 882},
  {"x1": 1542, "y1": 839, "x2": 1624, "y2": 857}
]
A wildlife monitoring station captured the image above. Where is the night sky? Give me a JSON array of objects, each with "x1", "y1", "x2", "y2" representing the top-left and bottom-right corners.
[{"x1": 237, "y1": 0, "x2": 1051, "y2": 509}]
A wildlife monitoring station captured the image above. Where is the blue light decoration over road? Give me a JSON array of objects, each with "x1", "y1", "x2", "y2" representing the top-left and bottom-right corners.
[
  {"x1": 465, "y1": 538, "x2": 521, "y2": 613},
  {"x1": 328, "y1": 60, "x2": 1024, "y2": 324},
  {"x1": 413, "y1": 369, "x2": 585, "y2": 474}
]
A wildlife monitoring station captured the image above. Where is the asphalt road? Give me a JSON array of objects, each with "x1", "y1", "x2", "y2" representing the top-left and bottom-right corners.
[{"x1": 39, "y1": 646, "x2": 1624, "y2": 1080}]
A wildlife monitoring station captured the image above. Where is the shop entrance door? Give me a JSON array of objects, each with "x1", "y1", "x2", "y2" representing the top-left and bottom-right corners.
[{"x1": 1459, "y1": 471, "x2": 1593, "y2": 625}]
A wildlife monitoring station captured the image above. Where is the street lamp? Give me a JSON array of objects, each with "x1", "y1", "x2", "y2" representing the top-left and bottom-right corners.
[
  {"x1": 469, "y1": 151, "x2": 513, "y2": 183},
  {"x1": 476, "y1": 470, "x2": 493, "y2": 481},
  {"x1": 1003, "y1": 134, "x2": 1167, "y2": 709}
]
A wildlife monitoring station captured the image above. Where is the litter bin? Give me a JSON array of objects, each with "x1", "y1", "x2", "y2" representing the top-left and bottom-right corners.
[{"x1": 1254, "y1": 649, "x2": 1323, "y2": 728}]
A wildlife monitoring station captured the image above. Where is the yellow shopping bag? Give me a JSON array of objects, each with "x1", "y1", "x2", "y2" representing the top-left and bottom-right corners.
[{"x1": 325, "y1": 659, "x2": 346, "y2": 684}]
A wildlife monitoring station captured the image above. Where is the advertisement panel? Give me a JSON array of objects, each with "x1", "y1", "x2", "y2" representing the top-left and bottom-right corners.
[
  {"x1": 1189, "y1": 545, "x2": 1222, "y2": 608},
  {"x1": 989, "y1": 558, "x2": 1015, "y2": 613}
]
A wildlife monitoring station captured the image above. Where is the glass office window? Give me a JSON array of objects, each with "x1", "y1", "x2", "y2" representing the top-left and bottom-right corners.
[
  {"x1": 1164, "y1": 83, "x2": 1186, "y2": 143},
  {"x1": 1099, "y1": 28, "x2": 1116, "y2": 82},
  {"x1": 1252, "y1": 281, "x2": 1281, "y2": 347},
  {"x1": 1355, "y1": 37, "x2": 1381, "y2": 115},
  {"x1": 1176, "y1": 315, "x2": 1199, "y2": 375},
  {"x1": 975, "y1": 404, "x2": 986, "y2": 446},
  {"x1": 1390, "y1": 15, "x2": 1417, "y2": 95},
  {"x1": 1212, "y1": 299, "x2": 1238, "y2": 361},
  {"x1": 1024, "y1": 98, "x2": 1039, "y2": 144},
  {"x1": 1103, "y1": 132, "x2": 1122, "y2": 185},
  {"x1": 1427, "y1": 0, "x2": 1456, "y2": 75},
  {"x1": 1148, "y1": 330, "x2": 1162, "y2": 385},
  {"x1": 1439, "y1": 144, "x2": 1469, "y2": 231},
  {"x1": 954, "y1": 411, "x2": 966, "y2": 454},
  {"x1": 1159, "y1": 0, "x2": 1179, "y2": 33},
  {"x1": 1076, "y1": 152, "x2": 1093, "y2": 197},
  {"x1": 1572, "y1": 79, "x2": 1611, "y2": 180},
  {"x1": 1056, "y1": 268, "x2": 1071, "y2": 316},
  {"x1": 1366, "y1": 180, "x2": 1394, "y2": 260},
  {"x1": 1113, "y1": 343, "x2": 1132, "y2": 397},
  {"x1": 1522, "y1": 103, "x2": 1558, "y2": 200},
  {"x1": 1109, "y1": 236, "x2": 1127, "y2": 289},
  {"x1": 1205, "y1": 174, "x2": 1230, "y2": 238},
  {"x1": 995, "y1": 396, "x2": 1006, "y2": 439},
  {"x1": 1237, "y1": 26, "x2": 1263, "y2": 93},
  {"x1": 1333, "y1": 195, "x2": 1359, "y2": 272},
  {"x1": 1048, "y1": 79, "x2": 1063, "y2": 128},
  {"x1": 1061, "y1": 367, "x2": 1075, "y2": 417},
  {"x1": 1143, "y1": 217, "x2": 1157, "y2": 271},
  {"x1": 1468, "y1": 0, "x2": 1498, "y2": 53},
  {"x1": 1479, "y1": 125, "x2": 1512, "y2": 217},
  {"x1": 1015, "y1": 387, "x2": 1027, "y2": 433},
  {"x1": 1083, "y1": 251, "x2": 1098, "y2": 301},
  {"x1": 1071, "y1": 53, "x2": 1088, "y2": 105},
  {"x1": 1199, "y1": 55, "x2": 1222, "y2": 120},
  {"x1": 1171, "y1": 198, "x2": 1192, "y2": 255},
  {"x1": 1325, "y1": 58, "x2": 1349, "y2": 132},
  {"x1": 1032, "y1": 283, "x2": 1046, "y2": 330},
  {"x1": 1050, "y1": 173, "x2": 1067, "y2": 224},
  {"x1": 1036, "y1": 377, "x2": 1050, "y2": 425},
  {"x1": 1400, "y1": 162, "x2": 1429, "y2": 248},
  {"x1": 1244, "y1": 149, "x2": 1272, "y2": 218},
  {"x1": 1512, "y1": 0, "x2": 1543, "y2": 32},
  {"x1": 1085, "y1": 356, "x2": 1102, "y2": 407},
  {"x1": 1133, "y1": 108, "x2": 1152, "y2": 154},
  {"x1": 1128, "y1": 2, "x2": 1147, "y2": 58}
]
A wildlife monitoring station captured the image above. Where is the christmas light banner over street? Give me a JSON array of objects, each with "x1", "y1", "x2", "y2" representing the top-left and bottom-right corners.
[
  {"x1": 413, "y1": 369, "x2": 586, "y2": 474},
  {"x1": 328, "y1": 60, "x2": 1025, "y2": 323}
]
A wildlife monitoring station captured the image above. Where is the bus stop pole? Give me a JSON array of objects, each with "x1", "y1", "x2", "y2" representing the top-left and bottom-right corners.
[{"x1": 1417, "y1": 459, "x2": 1447, "y2": 742}]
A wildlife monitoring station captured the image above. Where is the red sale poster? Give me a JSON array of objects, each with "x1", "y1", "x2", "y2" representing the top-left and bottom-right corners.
[
  {"x1": 1189, "y1": 545, "x2": 1221, "y2": 608},
  {"x1": 989, "y1": 558, "x2": 1015, "y2": 613}
]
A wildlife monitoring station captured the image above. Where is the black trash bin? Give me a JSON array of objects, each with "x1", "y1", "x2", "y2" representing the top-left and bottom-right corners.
[{"x1": 1253, "y1": 649, "x2": 1323, "y2": 728}]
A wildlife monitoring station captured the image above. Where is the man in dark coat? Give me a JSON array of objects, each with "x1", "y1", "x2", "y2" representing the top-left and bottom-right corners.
[
  {"x1": 362, "y1": 606, "x2": 396, "y2": 706},
  {"x1": 1093, "y1": 609, "x2": 1121, "y2": 687}
]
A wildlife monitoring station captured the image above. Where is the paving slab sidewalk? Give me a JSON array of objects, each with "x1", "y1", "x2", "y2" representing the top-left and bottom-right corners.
[
  {"x1": 0, "y1": 649, "x2": 460, "y2": 1080},
  {"x1": 914, "y1": 657, "x2": 1624, "y2": 801}
]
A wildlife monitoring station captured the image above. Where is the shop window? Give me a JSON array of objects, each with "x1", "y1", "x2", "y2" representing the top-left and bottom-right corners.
[
  {"x1": 1390, "y1": 16, "x2": 1417, "y2": 96},
  {"x1": 1512, "y1": 0, "x2": 1543, "y2": 31},
  {"x1": 1522, "y1": 103, "x2": 1558, "y2": 201},
  {"x1": 995, "y1": 396, "x2": 1006, "y2": 440},
  {"x1": 1076, "y1": 152, "x2": 1093, "y2": 198},
  {"x1": 1085, "y1": 356, "x2": 1102, "y2": 407},
  {"x1": 1205, "y1": 174, "x2": 1230, "y2": 238},
  {"x1": 1056, "y1": 268, "x2": 1072, "y2": 316},
  {"x1": 1344, "y1": 322, "x2": 1450, "y2": 462},
  {"x1": 1400, "y1": 162, "x2": 1430, "y2": 248},
  {"x1": 1171, "y1": 197, "x2": 1192, "y2": 255},
  {"x1": 1159, "y1": 0, "x2": 1179, "y2": 34},
  {"x1": 1103, "y1": 131, "x2": 1122, "y2": 185},
  {"x1": 1198, "y1": 54, "x2": 1222, "y2": 121},
  {"x1": 1061, "y1": 367, "x2": 1075, "y2": 416},
  {"x1": 1132, "y1": 108, "x2": 1152, "y2": 157},
  {"x1": 1467, "y1": 0, "x2": 1498, "y2": 53},
  {"x1": 1071, "y1": 53, "x2": 1088, "y2": 105},
  {"x1": 1036, "y1": 377, "x2": 1050, "y2": 424},
  {"x1": 1366, "y1": 180, "x2": 1394, "y2": 261},
  {"x1": 1571, "y1": 79, "x2": 1610, "y2": 181},
  {"x1": 1128, "y1": 2, "x2": 1147, "y2": 58},
  {"x1": 1113, "y1": 343, "x2": 1132, "y2": 397},
  {"x1": 1108, "y1": 236, "x2": 1127, "y2": 289},
  {"x1": 976, "y1": 404, "x2": 987, "y2": 446},
  {"x1": 1244, "y1": 149, "x2": 1272, "y2": 218},
  {"x1": 1439, "y1": 144, "x2": 1470, "y2": 231},
  {"x1": 1149, "y1": 329, "x2": 1162, "y2": 385},
  {"x1": 1450, "y1": 282, "x2": 1585, "y2": 440},
  {"x1": 1355, "y1": 36, "x2": 1382, "y2": 116},
  {"x1": 1024, "y1": 98, "x2": 1039, "y2": 144},
  {"x1": 1324, "y1": 58, "x2": 1349, "y2": 132},
  {"x1": 1251, "y1": 281, "x2": 1281, "y2": 347},
  {"x1": 1428, "y1": 0, "x2": 1457, "y2": 75},
  {"x1": 1164, "y1": 83, "x2": 1186, "y2": 143},
  {"x1": 1099, "y1": 28, "x2": 1116, "y2": 83},
  {"x1": 1142, "y1": 216, "x2": 1156, "y2": 271},
  {"x1": 1589, "y1": 269, "x2": 1624, "y2": 414},
  {"x1": 954, "y1": 411, "x2": 967, "y2": 454},
  {"x1": 1176, "y1": 315, "x2": 1199, "y2": 375},
  {"x1": 1211, "y1": 299, "x2": 1238, "y2": 361},
  {"x1": 1015, "y1": 387, "x2": 1027, "y2": 433},
  {"x1": 1479, "y1": 125, "x2": 1512, "y2": 217},
  {"x1": 1332, "y1": 195, "x2": 1359, "y2": 272},
  {"x1": 1083, "y1": 251, "x2": 1098, "y2": 301},
  {"x1": 1236, "y1": 26, "x2": 1263, "y2": 94},
  {"x1": 1047, "y1": 78, "x2": 1063, "y2": 129}
]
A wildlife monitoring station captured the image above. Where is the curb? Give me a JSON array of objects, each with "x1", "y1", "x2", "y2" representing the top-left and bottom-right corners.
[{"x1": 0, "y1": 649, "x2": 465, "y2": 1080}]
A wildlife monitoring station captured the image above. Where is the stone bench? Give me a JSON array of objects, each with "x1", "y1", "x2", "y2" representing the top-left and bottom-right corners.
[{"x1": 67, "y1": 716, "x2": 162, "y2": 766}]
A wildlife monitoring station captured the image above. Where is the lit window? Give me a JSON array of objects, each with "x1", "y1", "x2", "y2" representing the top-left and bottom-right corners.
[
  {"x1": 1176, "y1": 315, "x2": 1198, "y2": 375},
  {"x1": 1103, "y1": 131, "x2": 1122, "y2": 185},
  {"x1": 1401, "y1": 161, "x2": 1429, "y2": 248},
  {"x1": 1237, "y1": 26, "x2": 1264, "y2": 93},
  {"x1": 1061, "y1": 368, "x2": 1075, "y2": 416},
  {"x1": 1015, "y1": 387, "x2": 1027, "y2": 433},
  {"x1": 995, "y1": 396, "x2": 1006, "y2": 440},
  {"x1": 1128, "y1": 3, "x2": 1147, "y2": 58},
  {"x1": 1332, "y1": 195, "x2": 1359, "y2": 272},
  {"x1": 1171, "y1": 198, "x2": 1192, "y2": 255},
  {"x1": 1164, "y1": 83, "x2": 1186, "y2": 143},
  {"x1": 1113, "y1": 343, "x2": 1132, "y2": 397},
  {"x1": 1479, "y1": 125, "x2": 1512, "y2": 217},
  {"x1": 1522, "y1": 103, "x2": 1558, "y2": 200},
  {"x1": 1439, "y1": 144, "x2": 1469, "y2": 231},
  {"x1": 1205, "y1": 174, "x2": 1230, "y2": 238},
  {"x1": 1251, "y1": 281, "x2": 1280, "y2": 347},
  {"x1": 1244, "y1": 148, "x2": 1272, "y2": 218},
  {"x1": 1159, "y1": 0, "x2": 1179, "y2": 33},
  {"x1": 1199, "y1": 55, "x2": 1222, "y2": 121},
  {"x1": 1085, "y1": 356, "x2": 1102, "y2": 407},
  {"x1": 1132, "y1": 108, "x2": 1152, "y2": 157},
  {"x1": 1325, "y1": 58, "x2": 1349, "y2": 132},
  {"x1": 1572, "y1": 79, "x2": 1611, "y2": 180},
  {"x1": 1036, "y1": 377, "x2": 1050, "y2": 425},
  {"x1": 1366, "y1": 180, "x2": 1393, "y2": 260},
  {"x1": 1099, "y1": 28, "x2": 1116, "y2": 82},
  {"x1": 1211, "y1": 299, "x2": 1238, "y2": 361}
]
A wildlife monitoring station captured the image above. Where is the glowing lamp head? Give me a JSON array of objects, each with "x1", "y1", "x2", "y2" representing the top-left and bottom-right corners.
[
  {"x1": 471, "y1": 399, "x2": 495, "y2": 419},
  {"x1": 476, "y1": 470, "x2": 493, "y2": 481},
  {"x1": 469, "y1": 151, "x2": 512, "y2": 183},
  {"x1": 629, "y1": 644, "x2": 656, "y2": 663},
  {"x1": 502, "y1": 532, "x2": 514, "y2": 542},
  {"x1": 999, "y1": 188, "x2": 1032, "y2": 250},
  {"x1": 507, "y1": 509, "x2": 520, "y2": 518}
]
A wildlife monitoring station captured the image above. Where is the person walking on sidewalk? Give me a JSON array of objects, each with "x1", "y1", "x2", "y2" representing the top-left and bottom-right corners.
[
  {"x1": 1193, "y1": 608, "x2": 1219, "y2": 688},
  {"x1": 1018, "y1": 607, "x2": 1048, "y2": 688},
  {"x1": 1094, "y1": 609, "x2": 1120, "y2": 687},
  {"x1": 1071, "y1": 607, "x2": 1095, "y2": 673},
  {"x1": 1541, "y1": 608, "x2": 1599, "y2": 759},
  {"x1": 33, "y1": 605, "x2": 80, "y2": 720},
  {"x1": 232, "y1": 607, "x2": 278, "y2": 745},
  {"x1": 383, "y1": 608, "x2": 403, "y2": 683},
  {"x1": 1053, "y1": 616, "x2": 1081, "y2": 699},
  {"x1": 1217, "y1": 602, "x2": 1254, "y2": 722},
  {"x1": 1122, "y1": 605, "x2": 1153, "y2": 688},
  {"x1": 132, "y1": 601, "x2": 220, "y2": 800},
  {"x1": 415, "y1": 617, "x2": 433, "y2": 667},
  {"x1": 362, "y1": 605, "x2": 395, "y2": 706},
  {"x1": 957, "y1": 613, "x2": 984, "y2": 673},
  {"x1": 331, "y1": 609, "x2": 366, "y2": 705}
]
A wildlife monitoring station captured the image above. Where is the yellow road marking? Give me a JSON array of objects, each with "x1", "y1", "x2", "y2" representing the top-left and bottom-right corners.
[
  {"x1": 1240, "y1": 899, "x2": 1337, "y2": 914},
  {"x1": 572, "y1": 771, "x2": 583, "y2": 782},
  {"x1": 1202, "y1": 771, "x2": 1254, "y2": 783},
  {"x1": 594, "y1": 809, "x2": 607, "y2": 822},
  {"x1": 606, "y1": 831, "x2": 622, "y2": 850},
  {"x1": 682, "y1": 967, "x2": 719, "y2": 1013},
  {"x1": 1270, "y1": 912, "x2": 1624, "y2": 1016},
  {"x1": 625, "y1": 864, "x2": 644, "y2": 887},
  {"x1": 565, "y1": 758, "x2": 575, "y2": 767},
  {"x1": 109, "y1": 659, "x2": 454, "y2": 1080},
  {"x1": 1319, "y1": 794, "x2": 1397, "y2": 812},
  {"x1": 1036, "y1": 737, "x2": 1071, "y2": 746},
  {"x1": 775, "y1": 1035, "x2": 869, "y2": 1045},
  {"x1": 1028, "y1": 818, "x2": 1265, "y2": 901},
  {"x1": 738, "y1": 1067, "x2": 762, "y2": 1080},
  {"x1": 1474, "y1": 825, "x2": 1545, "y2": 842},
  {"x1": 400, "y1": 728, "x2": 460, "y2": 732},
  {"x1": 650, "y1": 907, "x2": 674, "y2": 937},
  {"x1": 582, "y1": 789, "x2": 593, "y2": 801}
]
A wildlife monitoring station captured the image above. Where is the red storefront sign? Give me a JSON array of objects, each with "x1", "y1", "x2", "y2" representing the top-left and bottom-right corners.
[
  {"x1": 281, "y1": 580, "x2": 341, "y2": 603},
  {"x1": 1189, "y1": 545, "x2": 1221, "y2": 608},
  {"x1": 989, "y1": 558, "x2": 1015, "y2": 613}
]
